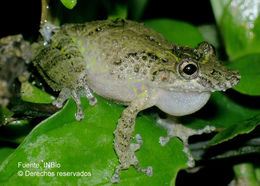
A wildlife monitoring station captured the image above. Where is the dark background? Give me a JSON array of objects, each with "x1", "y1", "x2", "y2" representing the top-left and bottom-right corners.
[{"x1": 0, "y1": 0, "x2": 214, "y2": 39}]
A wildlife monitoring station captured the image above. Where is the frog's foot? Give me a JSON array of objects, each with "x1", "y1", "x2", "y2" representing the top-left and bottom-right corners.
[
  {"x1": 52, "y1": 88, "x2": 71, "y2": 108},
  {"x1": 53, "y1": 88, "x2": 84, "y2": 120},
  {"x1": 52, "y1": 88, "x2": 85, "y2": 120},
  {"x1": 52, "y1": 86, "x2": 97, "y2": 120},
  {"x1": 159, "y1": 136, "x2": 170, "y2": 146},
  {"x1": 157, "y1": 116, "x2": 215, "y2": 167},
  {"x1": 111, "y1": 134, "x2": 153, "y2": 183}
]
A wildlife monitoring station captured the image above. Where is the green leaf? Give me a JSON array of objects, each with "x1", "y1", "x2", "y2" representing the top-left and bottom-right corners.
[
  {"x1": 256, "y1": 167, "x2": 260, "y2": 182},
  {"x1": 0, "y1": 148, "x2": 15, "y2": 165},
  {"x1": 210, "y1": 0, "x2": 231, "y2": 25},
  {"x1": 144, "y1": 19, "x2": 204, "y2": 47},
  {"x1": 228, "y1": 53, "x2": 260, "y2": 96},
  {"x1": 0, "y1": 96, "x2": 188, "y2": 185},
  {"x1": 232, "y1": 163, "x2": 260, "y2": 186},
  {"x1": 208, "y1": 114, "x2": 260, "y2": 146},
  {"x1": 60, "y1": 0, "x2": 77, "y2": 9},
  {"x1": 220, "y1": 0, "x2": 260, "y2": 60},
  {"x1": 21, "y1": 82, "x2": 55, "y2": 104},
  {"x1": 0, "y1": 119, "x2": 33, "y2": 144},
  {"x1": 108, "y1": 4, "x2": 128, "y2": 19},
  {"x1": 0, "y1": 107, "x2": 14, "y2": 124},
  {"x1": 128, "y1": 0, "x2": 148, "y2": 20}
]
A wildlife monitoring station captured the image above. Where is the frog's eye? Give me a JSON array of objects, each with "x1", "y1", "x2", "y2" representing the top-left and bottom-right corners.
[{"x1": 178, "y1": 60, "x2": 199, "y2": 80}]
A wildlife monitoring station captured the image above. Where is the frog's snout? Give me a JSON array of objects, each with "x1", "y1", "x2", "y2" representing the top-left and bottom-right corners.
[
  {"x1": 198, "y1": 68, "x2": 241, "y2": 92},
  {"x1": 225, "y1": 69, "x2": 241, "y2": 88}
]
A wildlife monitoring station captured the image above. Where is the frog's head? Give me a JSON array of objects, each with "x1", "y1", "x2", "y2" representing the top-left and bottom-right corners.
[
  {"x1": 171, "y1": 41, "x2": 240, "y2": 92},
  {"x1": 155, "y1": 42, "x2": 240, "y2": 116}
]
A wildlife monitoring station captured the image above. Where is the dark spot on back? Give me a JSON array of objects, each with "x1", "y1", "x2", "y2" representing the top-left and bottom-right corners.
[
  {"x1": 134, "y1": 64, "x2": 139, "y2": 72},
  {"x1": 142, "y1": 56, "x2": 147, "y2": 60},
  {"x1": 128, "y1": 52, "x2": 137, "y2": 57},
  {"x1": 146, "y1": 35, "x2": 155, "y2": 42},
  {"x1": 112, "y1": 18, "x2": 125, "y2": 24},
  {"x1": 95, "y1": 27, "x2": 103, "y2": 32},
  {"x1": 147, "y1": 52, "x2": 159, "y2": 60},
  {"x1": 139, "y1": 50, "x2": 146, "y2": 54},
  {"x1": 162, "y1": 58, "x2": 168, "y2": 63},
  {"x1": 13, "y1": 41, "x2": 21, "y2": 48},
  {"x1": 72, "y1": 24, "x2": 86, "y2": 32},
  {"x1": 144, "y1": 34, "x2": 162, "y2": 46},
  {"x1": 109, "y1": 18, "x2": 126, "y2": 28},
  {"x1": 113, "y1": 60, "x2": 122, "y2": 65},
  {"x1": 211, "y1": 69, "x2": 222, "y2": 76}
]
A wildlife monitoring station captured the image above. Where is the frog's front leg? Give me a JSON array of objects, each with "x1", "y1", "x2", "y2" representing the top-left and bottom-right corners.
[
  {"x1": 111, "y1": 92, "x2": 156, "y2": 183},
  {"x1": 157, "y1": 116, "x2": 215, "y2": 167}
]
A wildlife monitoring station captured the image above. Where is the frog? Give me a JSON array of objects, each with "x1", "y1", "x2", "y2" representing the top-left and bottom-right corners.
[{"x1": 32, "y1": 19, "x2": 240, "y2": 183}]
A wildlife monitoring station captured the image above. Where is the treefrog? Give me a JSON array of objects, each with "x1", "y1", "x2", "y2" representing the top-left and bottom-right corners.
[{"x1": 32, "y1": 19, "x2": 240, "y2": 183}]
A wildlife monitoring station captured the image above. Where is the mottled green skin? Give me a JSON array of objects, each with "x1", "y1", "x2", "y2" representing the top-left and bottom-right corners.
[
  {"x1": 34, "y1": 19, "x2": 239, "y2": 96},
  {"x1": 33, "y1": 19, "x2": 240, "y2": 183},
  {"x1": 33, "y1": 28, "x2": 87, "y2": 91}
]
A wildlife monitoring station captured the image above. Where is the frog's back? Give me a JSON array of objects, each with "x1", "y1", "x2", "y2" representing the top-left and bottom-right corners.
[
  {"x1": 63, "y1": 19, "x2": 176, "y2": 76},
  {"x1": 61, "y1": 19, "x2": 177, "y2": 102}
]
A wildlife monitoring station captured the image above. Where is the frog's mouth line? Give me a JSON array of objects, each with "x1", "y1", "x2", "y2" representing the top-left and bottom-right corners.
[{"x1": 163, "y1": 72, "x2": 240, "y2": 93}]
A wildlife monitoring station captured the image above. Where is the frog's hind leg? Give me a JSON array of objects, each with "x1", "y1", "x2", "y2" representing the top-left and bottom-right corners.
[
  {"x1": 72, "y1": 86, "x2": 97, "y2": 120},
  {"x1": 52, "y1": 88, "x2": 71, "y2": 108},
  {"x1": 71, "y1": 90, "x2": 85, "y2": 120},
  {"x1": 53, "y1": 87, "x2": 96, "y2": 121},
  {"x1": 65, "y1": 85, "x2": 96, "y2": 120},
  {"x1": 84, "y1": 86, "x2": 97, "y2": 106},
  {"x1": 111, "y1": 93, "x2": 156, "y2": 183},
  {"x1": 52, "y1": 87, "x2": 84, "y2": 120}
]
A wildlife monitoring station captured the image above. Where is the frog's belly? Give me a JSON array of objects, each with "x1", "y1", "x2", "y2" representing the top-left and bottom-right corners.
[{"x1": 87, "y1": 73, "x2": 151, "y2": 104}]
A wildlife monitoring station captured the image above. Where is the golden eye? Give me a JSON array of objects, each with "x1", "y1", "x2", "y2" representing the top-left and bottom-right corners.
[{"x1": 178, "y1": 60, "x2": 199, "y2": 80}]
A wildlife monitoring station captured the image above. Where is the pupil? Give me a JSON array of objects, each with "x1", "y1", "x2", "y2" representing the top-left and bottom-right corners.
[{"x1": 183, "y1": 64, "x2": 197, "y2": 75}]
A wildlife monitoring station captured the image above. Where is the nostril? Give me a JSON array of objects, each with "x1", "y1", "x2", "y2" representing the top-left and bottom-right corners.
[
  {"x1": 232, "y1": 70, "x2": 240, "y2": 76},
  {"x1": 224, "y1": 71, "x2": 241, "y2": 88}
]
